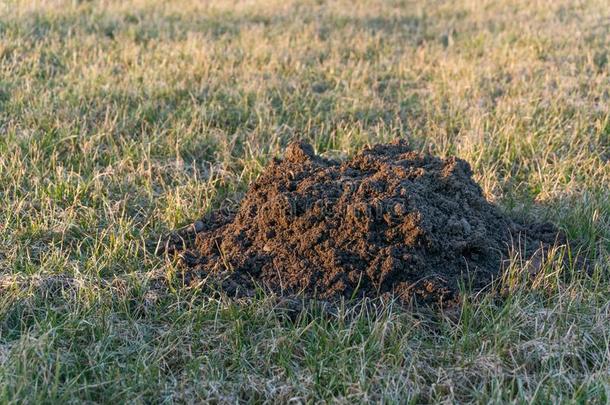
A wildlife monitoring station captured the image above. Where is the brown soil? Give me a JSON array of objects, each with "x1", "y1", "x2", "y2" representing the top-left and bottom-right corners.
[{"x1": 162, "y1": 140, "x2": 562, "y2": 307}]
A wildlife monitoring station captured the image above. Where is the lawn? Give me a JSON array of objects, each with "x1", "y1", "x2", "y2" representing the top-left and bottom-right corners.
[{"x1": 0, "y1": 0, "x2": 609, "y2": 402}]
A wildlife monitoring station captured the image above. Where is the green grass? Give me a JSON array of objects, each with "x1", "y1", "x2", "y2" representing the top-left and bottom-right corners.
[{"x1": 1, "y1": 0, "x2": 609, "y2": 402}]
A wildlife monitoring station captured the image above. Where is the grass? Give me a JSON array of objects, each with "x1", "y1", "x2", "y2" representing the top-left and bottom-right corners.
[{"x1": 0, "y1": 0, "x2": 609, "y2": 402}]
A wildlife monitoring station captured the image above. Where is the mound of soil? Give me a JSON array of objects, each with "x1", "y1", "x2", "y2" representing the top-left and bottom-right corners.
[{"x1": 164, "y1": 140, "x2": 562, "y2": 306}]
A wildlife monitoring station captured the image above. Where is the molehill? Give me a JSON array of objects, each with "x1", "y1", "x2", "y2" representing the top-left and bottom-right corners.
[{"x1": 163, "y1": 140, "x2": 561, "y2": 306}]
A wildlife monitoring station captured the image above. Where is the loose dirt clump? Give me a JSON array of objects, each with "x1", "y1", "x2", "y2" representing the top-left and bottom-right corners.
[{"x1": 163, "y1": 140, "x2": 562, "y2": 307}]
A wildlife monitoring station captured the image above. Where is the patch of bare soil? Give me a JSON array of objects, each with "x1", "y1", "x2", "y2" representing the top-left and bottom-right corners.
[{"x1": 162, "y1": 140, "x2": 562, "y2": 307}]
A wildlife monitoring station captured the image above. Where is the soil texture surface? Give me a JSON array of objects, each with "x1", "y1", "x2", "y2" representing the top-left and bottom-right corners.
[{"x1": 163, "y1": 140, "x2": 563, "y2": 306}]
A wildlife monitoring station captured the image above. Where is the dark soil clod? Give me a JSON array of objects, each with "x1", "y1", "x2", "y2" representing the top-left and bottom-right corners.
[{"x1": 164, "y1": 140, "x2": 564, "y2": 307}]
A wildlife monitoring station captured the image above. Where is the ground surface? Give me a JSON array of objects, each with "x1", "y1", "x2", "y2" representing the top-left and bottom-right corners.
[{"x1": 0, "y1": 0, "x2": 609, "y2": 403}]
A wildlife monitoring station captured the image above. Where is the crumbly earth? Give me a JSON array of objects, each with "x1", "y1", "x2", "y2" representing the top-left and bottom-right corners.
[{"x1": 164, "y1": 140, "x2": 562, "y2": 306}]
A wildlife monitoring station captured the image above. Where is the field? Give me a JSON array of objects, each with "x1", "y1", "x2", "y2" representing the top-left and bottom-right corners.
[{"x1": 1, "y1": 0, "x2": 609, "y2": 402}]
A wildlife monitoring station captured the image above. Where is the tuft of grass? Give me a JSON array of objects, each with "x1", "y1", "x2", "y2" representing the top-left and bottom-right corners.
[{"x1": 0, "y1": 0, "x2": 609, "y2": 402}]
